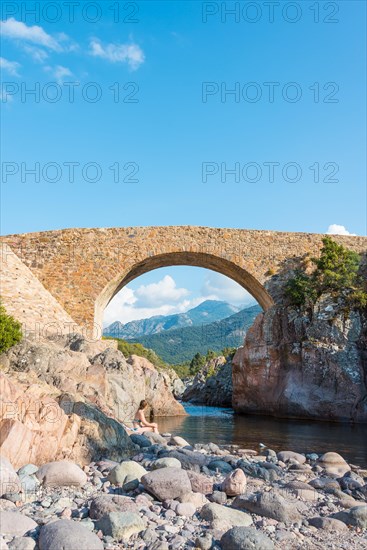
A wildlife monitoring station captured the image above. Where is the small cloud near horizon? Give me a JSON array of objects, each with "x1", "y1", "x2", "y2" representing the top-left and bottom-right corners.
[{"x1": 326, "y1": 224, "x2": 357, "y2": 236}]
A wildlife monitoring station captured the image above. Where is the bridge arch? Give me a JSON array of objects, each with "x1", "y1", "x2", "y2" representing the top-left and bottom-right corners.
[
  {"x1": 2, "y1": 226, "x2": 366, "y2": 339},
  {"x1": 95, "y1": 251, "x2": 274, "y2": 333}
]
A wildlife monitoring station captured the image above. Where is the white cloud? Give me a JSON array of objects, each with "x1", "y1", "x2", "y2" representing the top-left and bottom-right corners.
[
  {"x1": 326, "y1": 224, "x2": 357, "y2": 236},
  {"x1": 45, "y1": 64, "x2": 73, "y2": 83},
  {"x1": 201, "y1": 272, "x2": 255, "y2": 306},
  {"x1": 103, "y1": 283, "x2": 203, "y2": 326},
  {"x1": 0, "y1": 18, "x2": 77, "y2": 64},
  {"x1": 0, "y1": 18, "x2": 62, "y2": 51},
  {"x1": 23, "y1": 45, "x2": 49, "y2": 63},
  {"x1": 103, "y1": 273, "x2": 257, "y2": 327},
  {"x1": 89, "y1": 39, "x2": 145, "y2": 70},
  {"x1": 134, "y1": 275, "x2": 189, "y2": 308},
  {"x1": 0, "y1": 57, "x2": 21, "y2": 76}
]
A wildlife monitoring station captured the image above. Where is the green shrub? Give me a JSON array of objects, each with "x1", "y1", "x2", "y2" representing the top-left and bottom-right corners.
[
  {"x1": 312, "y1": 237, "x2": 361, "y2": 293},
  {"x1": 0, "y1": 302, "x2": 22, "y2": 354},
  {"x1": 205, "y1": 364, "x2": 216, "y2": 379},
  {"x1": 189, "y1": 352, "x2": 206, "y2": 375},
  {"x1": 285, "y1": 237, "x2": 366, "y2": 309},
  {"x1": 205, "y1": 349, "x2": 217, "y2": 362},
  {"x1": 103, "y1": 336, "x2": 169, "y2": 370},
  {"x1": 285, "y1": 269, "x2": 317, "y2": 307},
  {"x1": 349, "y1": 289, "x2": 367, "y2": 309},
  {"x1": 221, "y1": 346, "x2": 237, "y2": 359},
  {"x1": 171, "y1": 362, "x2": 191, "y2": 379}
]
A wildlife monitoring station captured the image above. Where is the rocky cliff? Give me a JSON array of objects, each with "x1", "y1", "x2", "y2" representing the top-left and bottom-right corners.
[
  {"x1": 0, "y1": 334, "x2": 186, "y2": 467},
  {"x1": 182, "y1": 356, "x2": 232, "y2": 407},
  {"x1": 232, "y1": 295, "x2": 367, "y2": 422}
]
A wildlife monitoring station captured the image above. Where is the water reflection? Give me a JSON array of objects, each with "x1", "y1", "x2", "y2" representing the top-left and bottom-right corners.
[{"x1": 157, "y1": 404, "x2": 367, "y2": 467}]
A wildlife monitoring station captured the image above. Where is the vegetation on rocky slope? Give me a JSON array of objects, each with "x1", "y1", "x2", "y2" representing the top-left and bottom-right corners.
[
  {"x1": 103, "y1": 337, "x2": 169, "y2": 371},
  {"x1": 285, "y1": 237, "x2": 367, "y2": 309},
  {"x1": 0, "y1": 301, "x2": 22, "y2": 354}
]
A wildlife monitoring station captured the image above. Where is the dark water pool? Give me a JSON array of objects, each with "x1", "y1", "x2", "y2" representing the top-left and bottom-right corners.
[{"x1": 157, "y1": 404, "x2": 367, "y2": 467}]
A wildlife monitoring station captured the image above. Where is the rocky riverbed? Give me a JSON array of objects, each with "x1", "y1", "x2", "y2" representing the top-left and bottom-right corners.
[{"x1": 1, "y1": 433, "x2": 366, "y2": 549}]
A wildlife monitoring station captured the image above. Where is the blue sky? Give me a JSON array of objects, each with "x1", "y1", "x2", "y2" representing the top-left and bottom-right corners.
[{"x1": 1, "y1": 1, "x2": 366, "y2": 323}]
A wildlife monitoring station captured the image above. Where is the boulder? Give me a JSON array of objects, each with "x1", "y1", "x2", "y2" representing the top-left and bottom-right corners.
[
  {"x1": 207, "y1": 460, "x2": 233, "y2": 474},
  {"x1": 151, "y1": 458, "x2": 182, "y2": 470},
  {"x1": 349, "y1": 505, "x2": 367, "y2": 529},
  {"x1": 317, "y1": 452, "x2": 350, "y2": 476},
  {"x1": 144, "y1": 432, "x2": 167, "y2": 446},
  {"x1": 8, "y1": 538, "x2": 36, "y2": 550},
  {"x1": 89, "y1": 495, "x2": 138, "y2": 520},
  {"x1": 175, "y1": 502, "x2": 196, "y2": 517},
  {"x1": 200, "y1": 503, "x2": 252, "y2": 527},
  {"x1": 221, "y1": 526, "x2": 275, "y2": 550},
  {"x1": 36, "y1": 461, "x2": 87, "y2": 487},
  {"x1": 178, "y1": 491, "x2": 208, "y2": 508},
  {"x1": 0, "y1": 370, "x2": 83, "y2": 470},
  {"x1": 123, "y1": 475, "x2": 139, "y2": 492},
  {"x1": 158, "y1": 449, "x2": 208, "y2": 471},
  {"x1": 308, "y1": 477, "x2": 340, "y2": 492},
  {"x1": 0, "y1": 500, "x2": 16, "y2": 511},
  {"x1": 141, "y1": 467, "x2": 191, "y2": 501},
  {"x1": 195, "y1": 534, "x2": 213, "y2": 550},
  {"x1": 282, "y1": 481, "x2": 318, "y2": 502},
  {"x1": 18, "y1": 475, "x2": 38, "y2": 493},
  {"x1": 95, "y1": 511, "x2": 145, "y2": 539},
  {"x1": 277, "y1": 451, "x2": 306, "y2": 464},
  {"x1": 209, "y1": 491, "x2": 227, "y2": 505},
  {"x1": 129, "y1": 434, "x2": 151, "y2": 448},
  {"x1": 38, "y1": 519, "x2": 103, "y2": 549},
  {"x1": 169, "y1": 436, "x2": 190, "y2": 447},
  {"x1": 107, "y1": 461, "x2": 147, "y2": 485},
  {"x1": 308, "y1": 516, "x2": 348, "y2": 532},
  {"x1": 233, "y1": 490, "x2": 305, "y2": 523},
  {"x1": 17, "y1": 465, "x2": 38, "y2": 477},
  {"x1": 222, "y1": 468, "x2": 247, "y2": 496},
  {"x1": 0, "y1": 511, "x2": 37, "y2": 537},
  {"x1": 0, "y1": 456, "x2": 21, "y2": 497},
  {"x1": 187, "y1": 470, "x2": 213, "y2": 494}
]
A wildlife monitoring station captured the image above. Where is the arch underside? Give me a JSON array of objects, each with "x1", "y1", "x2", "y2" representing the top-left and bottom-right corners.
[{"x1": 95, "y1": 251, "x2": 274, "y2": 330}]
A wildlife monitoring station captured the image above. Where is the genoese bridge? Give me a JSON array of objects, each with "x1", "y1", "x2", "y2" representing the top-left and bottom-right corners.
[{"x1": 1, "y1": 227, "x2": 366, "y2": 338}]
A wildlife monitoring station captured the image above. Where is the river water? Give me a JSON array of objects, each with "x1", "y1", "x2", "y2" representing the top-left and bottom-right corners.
[{"x1": 157, "y1": 404, "x2": 367, "y2": 467}]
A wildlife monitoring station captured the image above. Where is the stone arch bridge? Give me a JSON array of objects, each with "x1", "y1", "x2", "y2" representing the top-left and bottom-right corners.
[{"x1": 1, "y1": 227, "x2": 366, "y2": 338}]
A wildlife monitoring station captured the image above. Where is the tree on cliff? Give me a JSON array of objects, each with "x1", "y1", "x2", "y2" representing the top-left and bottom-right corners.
[
  {"x1": 285, "y1": 237, "x2": 367, "y2": 309},
  {"x1": 189, "y1": 352, "x2": 206, "y2": 375},
  {"x1": 0, "y1": 301, "x2": 22, "y2": 353}
]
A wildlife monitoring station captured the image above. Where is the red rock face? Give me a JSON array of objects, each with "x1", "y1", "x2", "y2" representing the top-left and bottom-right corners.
[{"x1": 232, "y1": 298, "x2": 367, "y2": 423}]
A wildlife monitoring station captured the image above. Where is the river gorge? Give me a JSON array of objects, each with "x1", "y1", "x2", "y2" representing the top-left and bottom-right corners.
[{"x1": 1, "y1": 235, "x2": 367, "y2": 549}]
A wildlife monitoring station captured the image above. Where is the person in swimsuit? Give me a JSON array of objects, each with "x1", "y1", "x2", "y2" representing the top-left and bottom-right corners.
[{"x1": 133, "y1": 399, "x2": 159, "y2": 433}]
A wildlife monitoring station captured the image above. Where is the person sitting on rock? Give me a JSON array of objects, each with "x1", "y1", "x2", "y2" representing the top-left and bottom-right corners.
[{"x1": 133, "y1": 399, "x2": 159, "y2": 433}]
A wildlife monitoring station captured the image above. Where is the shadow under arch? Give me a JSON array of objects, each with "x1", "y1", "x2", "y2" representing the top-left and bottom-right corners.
[{"x1": 95, "y1": 251, "x2": 274, "y2": 331}]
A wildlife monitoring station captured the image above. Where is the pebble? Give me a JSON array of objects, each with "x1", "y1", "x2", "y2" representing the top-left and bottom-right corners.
[{"x1": 0, "y1": 442, "x2": 364, "y2": 550}]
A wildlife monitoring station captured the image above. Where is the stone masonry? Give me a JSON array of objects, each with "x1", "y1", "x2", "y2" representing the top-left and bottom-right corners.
[
  {"x1": 1, "y1": 227, "x2": 366, "y2": 338},
  {"x1": 0, "y1": 243, "x2": 80, "y2": 337}
]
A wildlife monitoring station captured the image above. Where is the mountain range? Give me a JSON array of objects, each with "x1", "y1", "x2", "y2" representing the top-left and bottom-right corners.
[
  {"x1": 129, "y1": 304, "x2": 262, "y2": 364},
  {"x1": 103, "y1": 300, "x2": 241, "y2": 339}
]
